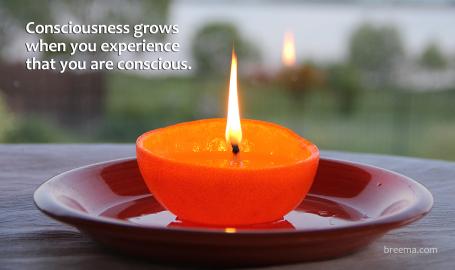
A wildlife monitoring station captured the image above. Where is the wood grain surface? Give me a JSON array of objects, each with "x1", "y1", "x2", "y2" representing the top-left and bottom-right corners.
[{"x1": 0, "y1": 144, "x2": 453, "y2": 270}]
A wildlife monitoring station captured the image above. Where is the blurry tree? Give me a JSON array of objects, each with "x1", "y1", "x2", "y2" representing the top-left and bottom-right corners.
[
  {"x1": 349, "y1": 23, "x2": 404, "y2": 88},
  {"x1": 0, "y1": 93, "x2": 13, "y2": 141},
  {"x1": 419, "y1": 42, "x2": 448, "y2": 70},
  {"x1": 192, "y1": 22, "x2": 260, "y2": 76},
  {"x1": 327, "y1": 64, "x2": 361, "y2": 116},
  {"x1": 278, "y1": 62, "x2": 325, "y2": 102}
]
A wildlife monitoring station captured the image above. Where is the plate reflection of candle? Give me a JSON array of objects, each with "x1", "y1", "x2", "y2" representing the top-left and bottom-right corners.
[
  {"x1": 168, "y1": 218, "x2": 295, "y2": 231},
  {"x1": 136, "y1": 49, "x2": 320, "y2": 226}
]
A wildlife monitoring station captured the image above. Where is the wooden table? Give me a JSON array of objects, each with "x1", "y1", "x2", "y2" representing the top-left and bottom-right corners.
[{"x1": 0, "y1": 144, "x2": 453, "y2": 270}]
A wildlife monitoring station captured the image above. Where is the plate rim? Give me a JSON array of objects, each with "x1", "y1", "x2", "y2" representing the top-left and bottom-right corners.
[{"x1": 33, "y1": 156, "x2": 433, "y2": 236}]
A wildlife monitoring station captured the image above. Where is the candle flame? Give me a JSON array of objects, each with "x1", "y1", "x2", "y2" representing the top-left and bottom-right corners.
[
  {"x1": 282, "y1": 31, "x2": 296, "y2": 67},
  {"x1": 225, "y1": 49, "x2": 242, "y2": 147}
]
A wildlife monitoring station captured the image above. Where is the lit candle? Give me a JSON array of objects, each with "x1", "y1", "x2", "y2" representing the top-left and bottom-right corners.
[
  {"x1": 136, "y1": 49, "x2": 319, "y2": 226},
  {"x1": 282, "y1": 31, "x2": 296, "y2": 67}
]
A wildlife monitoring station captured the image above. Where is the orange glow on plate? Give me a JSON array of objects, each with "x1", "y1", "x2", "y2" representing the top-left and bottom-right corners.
[
  {"x1": 282, "y1": 31, "x2": 296, "y2": 67},
  {"x1": 224, "y1": 227, "x2": 237, "y2": 233},
  {"x1": 225, "y1": 49, "x2": 242, "y2": 146}
]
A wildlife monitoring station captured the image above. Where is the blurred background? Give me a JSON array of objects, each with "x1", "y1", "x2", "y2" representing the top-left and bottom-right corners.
[{"x1": 0, "y1": 0, "x2": 454, "y2": 160}]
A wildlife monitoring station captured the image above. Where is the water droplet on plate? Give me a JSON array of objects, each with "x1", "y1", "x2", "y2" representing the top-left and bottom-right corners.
[{"x1": 318, "y1": 210, "x2": 332, "y2": 217}]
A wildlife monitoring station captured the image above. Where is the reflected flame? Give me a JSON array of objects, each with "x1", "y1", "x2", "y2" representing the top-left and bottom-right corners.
[
  {"x1": 224, "y1": 227, "x2": 237, "y2": 233},
  {"x1": 225, "y1": 49, "x2": 242, "y2": 147},
  {"x1": 282, "y1": 31, "x2": 296, "y2": 67}
]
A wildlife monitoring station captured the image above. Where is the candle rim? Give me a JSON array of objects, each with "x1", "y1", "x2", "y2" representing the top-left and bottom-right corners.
[{"x1": 136, "y1": 118, "x2": 319, "y2": 171}]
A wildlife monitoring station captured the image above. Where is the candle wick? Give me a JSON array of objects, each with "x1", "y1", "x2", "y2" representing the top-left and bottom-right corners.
[{"x1": 232, "y1": 144, "x2": 240, "y2": 155}]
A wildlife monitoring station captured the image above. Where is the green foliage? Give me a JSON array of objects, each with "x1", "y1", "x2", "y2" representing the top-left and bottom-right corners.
[
  {"x1": 192, "y1": 22, "x2": 260, "y2": 76},
  {"x1": 100, "y1": 73, "x2": 219, "y2": 142},
  {"x1": 0, "y1": 93, "x2": 12, "y2": 141},
  {"x1": 103, "y1": 74, "x2": 455, "y2": 160},
  {"x1": 2, "y1": 73, "x2": 455, "y2": 160},
  {"x1": 419, "y1": 42, "x2": 448, "y2": 70},
  {"x1": 327, "y1": 64, "x2": 362, "y2": 116},
  {"x1": 349, "y1": 23, "x2": 404, "y2": 86},
  {"x1": 3, "y1": 117, "x2": 68, "y2": 143},
  {"x1": 278, "y1": 63, "x2": 325, "y2": 101}
]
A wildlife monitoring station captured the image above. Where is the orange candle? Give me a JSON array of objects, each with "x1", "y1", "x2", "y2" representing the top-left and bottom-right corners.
[{"x1": 136, "y1": 50, "x2": 319, "y2": 226}]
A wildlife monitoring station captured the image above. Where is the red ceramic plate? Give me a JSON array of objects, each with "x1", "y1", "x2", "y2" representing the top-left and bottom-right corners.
[{"x1": 34, "y1": 157, "x2": 432, "y2": 267}]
